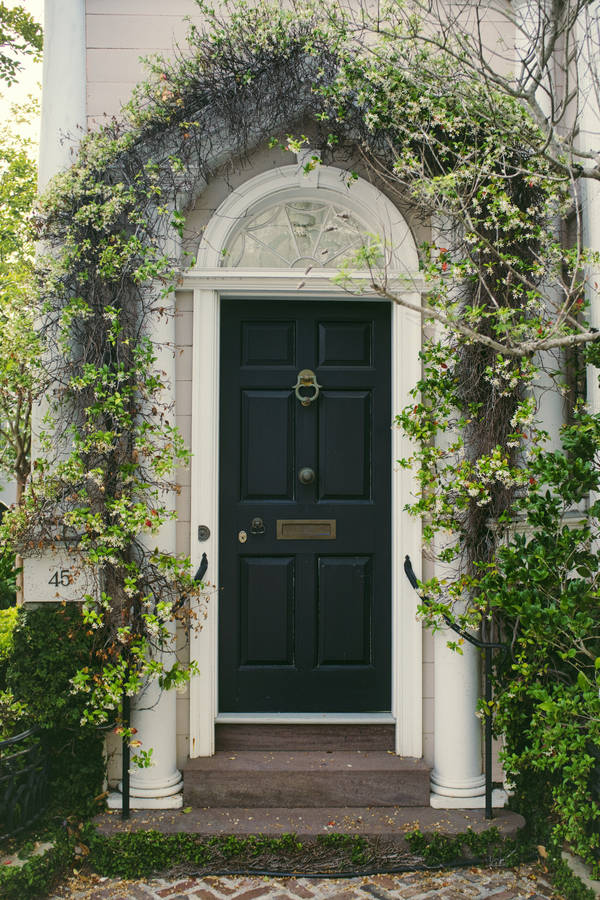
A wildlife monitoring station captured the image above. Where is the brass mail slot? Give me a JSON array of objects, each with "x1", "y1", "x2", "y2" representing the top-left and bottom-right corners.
[{"x1": 276, "y1": 519, "x2": 336, "y2": 540}]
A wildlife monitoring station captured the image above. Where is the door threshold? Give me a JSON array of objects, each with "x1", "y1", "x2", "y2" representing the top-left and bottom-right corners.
[{"x1": 215, "y1": 712, "x2": 395, "y2": 725}]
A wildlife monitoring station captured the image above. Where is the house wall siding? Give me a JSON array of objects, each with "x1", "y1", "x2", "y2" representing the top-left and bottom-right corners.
[{"x1": 86, "y1": 0, "x2": 203, "y2": 123}]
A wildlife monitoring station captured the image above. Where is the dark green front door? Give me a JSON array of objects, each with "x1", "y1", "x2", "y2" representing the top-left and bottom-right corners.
[{"x1": 219, "y1": 299, "x2": 391, "y2": 711}]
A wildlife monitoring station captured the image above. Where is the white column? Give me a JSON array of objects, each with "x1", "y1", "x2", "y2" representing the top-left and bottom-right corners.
[
  {"x1": 38, "y1": 0, "x2": 86, "y2": 191},
  {"x1": 24, "y1": 1, "x2": 86, "y2": 593},
  {"x1": 35, "y1": 0, "x2": 181, "y2": 808},
  {"x1": 126, "y1": 653, "x2": 183, "y2": 807},
  {"x1": 426, "y1": 218, "x2": 485, "y2": 805},
  {"x1": 30, "y1": 0, "x2": 86, "y2": 464},
  {"x1": 514, "y1": 0, "x2": 564, "y2": 451},
  {"x1": 579, "y1": 5, "x2": 600, "y2": 414},
  {"x1": 427, "y1": 540, "x2": 493, "y2": 806},
  {"x1": 108, "y1": 301, "x2": 183, "y2": 807},
  {"x1": 430, "y1": 630, "x2": 486, "y2": 805},
  {"x1": 110, "y1": 229, "x2": 183, "y2": 807}
]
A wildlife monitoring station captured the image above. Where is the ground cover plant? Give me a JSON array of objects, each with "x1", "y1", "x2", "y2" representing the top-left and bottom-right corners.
[{"x1": 0, "y1": 0, "x2": 597, "y2": 891}]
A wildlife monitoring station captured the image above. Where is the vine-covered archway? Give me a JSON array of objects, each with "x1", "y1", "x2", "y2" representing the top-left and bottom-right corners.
[{"x1": 3, "y1": 0, "x2": 596, "y2": 857}]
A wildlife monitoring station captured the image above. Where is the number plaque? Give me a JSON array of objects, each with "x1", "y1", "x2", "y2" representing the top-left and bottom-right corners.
[{"x1": 22, "y1": 553, "x2": 96, "y2": 604}]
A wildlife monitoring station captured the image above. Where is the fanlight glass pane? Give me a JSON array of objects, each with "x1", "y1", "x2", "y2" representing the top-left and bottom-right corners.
[{"x1": 222, "y1": 201, "x2": 370, "y2": 268}]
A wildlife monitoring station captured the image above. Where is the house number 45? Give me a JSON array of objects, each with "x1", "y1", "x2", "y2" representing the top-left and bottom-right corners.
[{"x1": 48, "y1": 569, "x2": 72, "y2": 587}]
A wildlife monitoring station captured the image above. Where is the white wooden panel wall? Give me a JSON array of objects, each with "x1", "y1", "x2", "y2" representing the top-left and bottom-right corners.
[{"x1": 86, "y1": 0, "x2": 204, "y2": 122}]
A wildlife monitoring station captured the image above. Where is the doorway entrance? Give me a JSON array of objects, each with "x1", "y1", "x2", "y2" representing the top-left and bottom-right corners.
[{"x1": 218, "y1": 298, "x2": 391, "y2": 712}]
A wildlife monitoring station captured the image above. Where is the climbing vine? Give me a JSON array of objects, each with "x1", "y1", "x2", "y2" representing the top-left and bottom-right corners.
[{"x1": 0, "y1": 0, "x2": 597, "y2": 867}]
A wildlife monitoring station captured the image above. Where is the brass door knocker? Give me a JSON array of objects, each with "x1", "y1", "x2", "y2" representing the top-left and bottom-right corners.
[{"x1": 293, "y1": 369, "x2": 322, "y2": 406}]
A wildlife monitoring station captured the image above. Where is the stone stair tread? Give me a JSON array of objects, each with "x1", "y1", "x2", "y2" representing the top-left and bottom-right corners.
[
  {"x1": 94, "y1": 806, "x2": 525, "y2": 840},
  {"x1": 184, "y1": 751, "x2": 430, "y2": 773},
  {"x1": 183, "y1": 751, "x2": 432, "y2": 808}
]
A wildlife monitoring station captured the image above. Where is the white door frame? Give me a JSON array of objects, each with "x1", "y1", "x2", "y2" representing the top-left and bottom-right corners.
[{"x1": 186, "y1": 165, "x2": 423, "y2": 757}]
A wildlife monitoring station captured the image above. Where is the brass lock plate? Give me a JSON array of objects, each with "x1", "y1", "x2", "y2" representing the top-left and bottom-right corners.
[{"x1": 276, "y1": 519, "x2": 336, "y2": 540}]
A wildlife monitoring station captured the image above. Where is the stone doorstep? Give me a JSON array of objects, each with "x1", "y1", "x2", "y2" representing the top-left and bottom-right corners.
[
  {"x1": 182, "y1": 751, "x2": 431, "y2": 809},
  {"x1": 183, "y1": 752, "x2": 430, "y2": 775},
  {"x1": 92, "y1": 806, "x2": 525, "y2": 842}
]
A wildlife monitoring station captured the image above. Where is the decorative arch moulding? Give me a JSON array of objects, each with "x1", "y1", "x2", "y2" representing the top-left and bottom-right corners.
[{"x1": 192, "y1": 164, "x2": 421, "y2": 278}]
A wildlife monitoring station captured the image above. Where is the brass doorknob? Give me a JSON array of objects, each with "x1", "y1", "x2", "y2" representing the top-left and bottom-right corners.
[{"x1": 298, "y1": 467, "x2": 316, "y2": 484}]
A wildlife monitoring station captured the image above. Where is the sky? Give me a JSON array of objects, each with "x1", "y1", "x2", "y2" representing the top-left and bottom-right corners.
[{"x1": 0, "y1": 0, "x2": 44, "y2": 148}]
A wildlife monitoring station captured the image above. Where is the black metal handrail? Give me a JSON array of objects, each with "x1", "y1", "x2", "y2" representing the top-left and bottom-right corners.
[
  {"x1": 404, "y1": 554, "x2": 506, "y2": 819},
  {"x1": 0, "y1": 726, "x2": 47, "y2": 840}
]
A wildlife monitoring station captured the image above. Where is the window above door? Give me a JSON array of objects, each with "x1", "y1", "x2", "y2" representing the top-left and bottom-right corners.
[
  {"x1": 222, "y1": 200, "x2": 373, "y2": 269},
  {"x1": 193, "y1": 165, "x2": 420, "y2": 279}
]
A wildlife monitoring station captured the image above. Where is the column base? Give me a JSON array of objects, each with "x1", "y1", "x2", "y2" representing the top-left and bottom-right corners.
[
  {"x1": 107, "y1": 790, "x2": 183, "y2": 810},
  {"x1": 430, "y1": 769, "x2": 486, "y2": 797},
  {"x1": 125, "y1": 769, "x2": 183, "y2": 798},
  {"x1": 430, "y1": 788, "x2": 509, "y2": 809}
]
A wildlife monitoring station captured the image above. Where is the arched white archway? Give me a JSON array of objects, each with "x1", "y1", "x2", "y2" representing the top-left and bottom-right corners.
[{"x1": 186, "y1": 164, "x2": 423, "y2": 759}]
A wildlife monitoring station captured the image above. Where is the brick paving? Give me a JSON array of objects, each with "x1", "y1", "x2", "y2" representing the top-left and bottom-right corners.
[{"x1": 50, "y1": 863, "x2": 560, "y2": 899}]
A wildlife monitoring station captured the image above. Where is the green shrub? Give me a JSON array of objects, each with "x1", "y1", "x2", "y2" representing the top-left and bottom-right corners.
[
  {"x1": 405, "y1": 827, "x2": 519, "y2": 866},
  {"x1": 85, "y1": 830, "x2": 303, "y2": 879},
  {"x1": 0, "y1": 830, "x2": 76, "y2": 900},
  {"x1": 0, "y1": 604, "x2": 17, "y2": 686},
  {"x1": 0, "y1": 687, "x2": 28, "y2": 739},
  {"x1": 0, "y1": 548, "x2": 16, "y2": 610},
  {"x1": 550, "y1": 856, "x2": 597, "y2": 900},
  {"x1": 478, "y1": 412, "x2": 600, "y2": 876},
  {"x1": 6, "y1": 604, "x2": 105, "y2": 815}
]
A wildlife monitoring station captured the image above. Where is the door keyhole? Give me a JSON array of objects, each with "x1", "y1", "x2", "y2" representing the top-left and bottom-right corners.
[{"x1": 298, "y1": 467, "x2": 316, "y2": 485}]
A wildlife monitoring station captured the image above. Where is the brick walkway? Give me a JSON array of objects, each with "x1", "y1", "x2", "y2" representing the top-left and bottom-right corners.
[{"x1": 50, "y1": 863, "x2": 559, "y2": 899}]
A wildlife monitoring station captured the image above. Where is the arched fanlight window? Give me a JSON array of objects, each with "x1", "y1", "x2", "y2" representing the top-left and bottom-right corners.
[{"x1": 222, "y1": 200, "x2": 372, "y2": 268}]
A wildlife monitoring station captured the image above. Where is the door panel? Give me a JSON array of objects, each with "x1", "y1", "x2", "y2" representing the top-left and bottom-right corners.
[
  {"x1": 242, "y1": 320, "x2": 296, "y2": 367},
  {"x1": 219, "y1": 299, "x2": 391, "y2": 712},
  {"x1": 239, "y1": 557, "x2": 295, "y2": 665},
  {"x1": 241, "y1": 391, "x2": 294, "y2": 499},
  {"x1": 318, "y1": 391, "x2": 371, "y2": 500},
  {"x1": 318, "y1": 321, "x2": 372, "y2": 367},
  {"x1": 317, "y1": 556, "x2": 372, "y2": 666}
]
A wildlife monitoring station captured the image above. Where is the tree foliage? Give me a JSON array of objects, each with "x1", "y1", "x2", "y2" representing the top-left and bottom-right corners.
[
  {"x1": 0, "y1": 100, "x2": 42, "y2": 503},
  {"x1": 0, "y1": 2, "x2": 42, "y2": 87}
]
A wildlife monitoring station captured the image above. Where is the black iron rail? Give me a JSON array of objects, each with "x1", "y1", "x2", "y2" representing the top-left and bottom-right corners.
[
  {"x1": 404, "y1": 555, "x2": 506, "y2": 820},
  {"x1": 0, "y1": 727, "x2": 47, "y2": 840}
]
